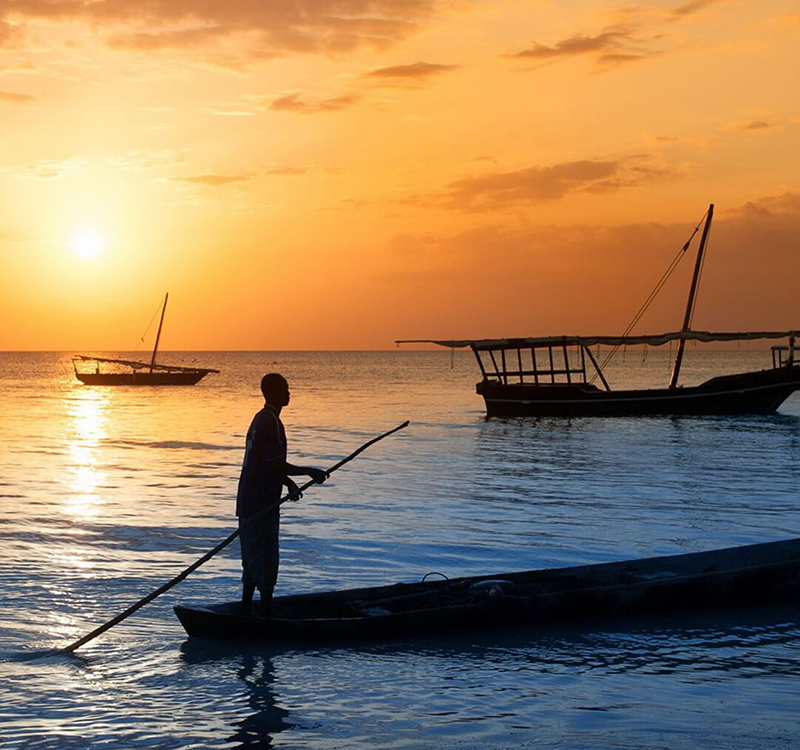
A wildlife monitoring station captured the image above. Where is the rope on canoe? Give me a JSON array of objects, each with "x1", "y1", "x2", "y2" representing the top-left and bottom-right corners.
[{"x1": 59, "y1": 420, "x2": 410, "y2": 654}]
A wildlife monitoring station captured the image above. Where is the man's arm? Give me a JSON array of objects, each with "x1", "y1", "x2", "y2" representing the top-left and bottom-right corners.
[
  {"x1": 285, "y1": 462, "x2": 328, "y2": 484},
  {"x1": 266, "y1": 458, "x2": 328, "y2": 500}
]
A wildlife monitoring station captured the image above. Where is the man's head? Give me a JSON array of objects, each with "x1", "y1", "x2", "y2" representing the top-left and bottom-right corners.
[{"x1": 261, "y1": 373, "x2": 290, "y2": 409}]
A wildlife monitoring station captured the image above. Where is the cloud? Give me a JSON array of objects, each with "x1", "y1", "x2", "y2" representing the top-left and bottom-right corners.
[
  {"x1": 101, "y1": 149, "x2": 188, "y2": 172},
  {"x1": 0, "y1": 89, "x2": 33, "y2": 102},
  {"x1": 270, "y1": 92, "x2": 360, "y2": 114},
  {"x1": 732, "y1": 192, "x2": 800, "y2": 218},
  {"x1": 669, "y1": 0, "x2": 731, "y2": 20},
  {"x1": 741, "y1": 120, "x2": 772, "y2": 131},
  {"x1": 0, "y1": 61, "x2": 36, "y2": 76},
  {"x1": 723, "y1": 117, "x2": 780, "y2": 134},
  {"x1": 596, "y1": 52, "x2": 649, "y2": 67},
  {"x1": 0, "y1": 0, "x2": 438, "y2": 58},
  {"x1": 0, "y1": 157, "x2": 84, "y2": 179},
  {"x1": 364, "y1": 61, "x2": 457, "y2": 82},
  {"x1": 513, "y1": 31, "x2": 630, "y2": 61},
  {"x1": 108, "y1": 25, "x2": 231, "y2": 52},
  {"x1": 169, "y1": 173, "x2": 250, "y2": 187},
  {"x1": 438, "y1": 160, "x2": 623, "y2": 210},
  {"x1": 410, "y1": 155, "x2": 679, "y2": 211},
  {"x1": 264, "y1": 166, "x2": 306, "y2": 175},
  {"x1": 511, "y1": 0, "x2": 737, "y2": 74},
  {"x1": 0, "y1": 18, "x2": 23, "y2": 46},
  {"x1": 510, "y1": 26, "x2": 661, "y2": 70}
]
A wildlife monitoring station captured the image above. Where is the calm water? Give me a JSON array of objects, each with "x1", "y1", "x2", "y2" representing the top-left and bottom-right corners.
[{"x1": 1, "y1": 350, "x2": 799, "y2": 749}]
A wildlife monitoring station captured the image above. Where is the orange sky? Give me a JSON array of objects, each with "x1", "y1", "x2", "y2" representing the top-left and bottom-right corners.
[{"x1": 1, "y1": 0, "x2": 799, "y2": 350}]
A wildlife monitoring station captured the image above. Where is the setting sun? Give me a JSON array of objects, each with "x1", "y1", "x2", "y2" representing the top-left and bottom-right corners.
[{"x1": 72, "y1": 230, "x2": 103, "y2": 260}]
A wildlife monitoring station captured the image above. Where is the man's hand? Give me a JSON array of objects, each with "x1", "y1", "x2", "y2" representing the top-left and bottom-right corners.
[
  {"x1": 308, "y1": 468, "x2": 329, "y2": 484},
  {"x1": 285, "y1": 477, "x2": 302, "y2": 501}
]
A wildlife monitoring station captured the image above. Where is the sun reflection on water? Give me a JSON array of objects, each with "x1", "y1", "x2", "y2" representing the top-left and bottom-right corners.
[{"x1": 63, "y1": 388, "x2": 110, "y2": 521}]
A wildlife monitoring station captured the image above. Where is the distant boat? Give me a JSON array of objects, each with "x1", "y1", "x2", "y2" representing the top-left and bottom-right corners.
[
  {"x1": 72, "y1": 293, "x2": 219, "y2": 386},
  {"x1": 173, "y1": 537, "x2": 800, "y2": 644},
  {"x1": 398, "y1": 205, "x2": 800, "y2": 417}
]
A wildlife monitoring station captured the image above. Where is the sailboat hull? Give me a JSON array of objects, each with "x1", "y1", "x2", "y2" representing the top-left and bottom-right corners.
[
  {"x1": 477, "y1": 365, "x2": 800, "y2": 417},
  {"x1": 75, "y1": 371, "x2": 210, "y2": 386}
]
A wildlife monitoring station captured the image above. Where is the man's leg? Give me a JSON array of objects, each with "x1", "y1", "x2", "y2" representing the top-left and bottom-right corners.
[
  {"x1": 259, "y1": 589, "x2": 273, "y2": 618},
  {"x1": 241, "y1": 565, "x2": 256, "y2": 615},
  {"x1": 261, "y1": 512, "x2": 279, "y2": 618}
]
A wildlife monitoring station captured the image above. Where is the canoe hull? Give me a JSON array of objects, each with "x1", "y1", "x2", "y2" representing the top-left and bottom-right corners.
[
  {"x1": 477, "y1": 365, "x2": 800, "y2": 417},
  {"x1": 174, "y1": 538, "x2": 800, "y2": 644}
]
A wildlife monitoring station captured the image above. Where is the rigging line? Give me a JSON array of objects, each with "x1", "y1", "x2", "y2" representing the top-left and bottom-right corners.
[
  {"x1": 133, "y1": 299, "x2": 165, "y2": 356},
  {"x1": 591, "y1": 247, "x2": 685, "y2": 379},
  {"x1": 590, "y1": 208, "x2": 710, "y2": 384}
]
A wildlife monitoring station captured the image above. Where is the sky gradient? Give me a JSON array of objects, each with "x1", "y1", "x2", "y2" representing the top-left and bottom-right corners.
[{"x1": 1, "y1": 0, "x2": 799, "y2": 350}]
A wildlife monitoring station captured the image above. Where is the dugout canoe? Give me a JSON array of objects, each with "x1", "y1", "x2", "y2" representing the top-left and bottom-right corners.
[{"x1": 173, "y1": 537, "x2": 800, "y2": 644}]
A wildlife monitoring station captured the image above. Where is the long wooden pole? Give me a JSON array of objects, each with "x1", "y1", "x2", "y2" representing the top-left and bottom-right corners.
[
  {"x1": 669, "y1": 204, "x2": 714, "y2": 389},
  {"x1": 60, "y1": 420, "x2": 410, "y2": 654},
  {"x1": 149, "y1": 292, "x2": 169, "y2": 372}
]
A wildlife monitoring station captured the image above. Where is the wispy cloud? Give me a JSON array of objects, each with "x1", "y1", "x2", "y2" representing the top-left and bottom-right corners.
[
  {"x1": 741, "y1": 120, "x2": 773, "y2": 131},
  {"x1": 669, "y1": 0, "x2": 731, "y2": 20},
  {"x1": 169, "y1": 173, "x2": 251, "y2": 187},
  {"x1": 409, "y1": 155, "x2": 678, "y2": 211},
  {"x1": 513, "y1": 31, "x2": 630, "y2": 61},
  {"x1": 724, "y1": 115, "x2": 781, "y2": 134},
  {"x1": 0, "y1": 19, "x2": 22, "y2": 46},
  {"x1": 442, "y1": 160, "x2": 621, "y2": 210},
  {"x1": 510, "y1": 25, "x2": 661, "y2": 70},
  {"x1": 364, "y1": 61, "x2": 457, "y2": 83},
  {"x1": 0, "y1": 157, "x2": 84, "y2": 180},
  {"x1": 510, "y1": 0, "x2": 738, "y2": 74},
  {"x1": 0, "y1": 0, "x2": 438, "y2": 58},
  {"x1": 264, "y1": 166, "x2": 306, "y2": 176},
  {"x1": 0, "y1": 150, "x2": 193, "y2": 180},
  {"x1": 270, "y1": 92, "x2": 361, "y2": 114},
  {"x1": 0, "y1": 89, "x2": 33, "y2": 103}
]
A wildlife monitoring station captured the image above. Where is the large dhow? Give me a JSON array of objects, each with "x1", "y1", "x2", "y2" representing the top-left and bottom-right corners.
[
  {"x1": 73, "y1": 293, "x2": 219, "y2": 386},
  {"x1": 174, "y1": 537, "x2": 800, "y2": 643},
  {"x1": 398, "y1": 205, "x2": 800, "y2": 417}
]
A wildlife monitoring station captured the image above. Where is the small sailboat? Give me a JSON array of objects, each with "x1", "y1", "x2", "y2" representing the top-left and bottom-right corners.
[{"x1": 72, "y1": 293, "x2": 219, "y2": 386}]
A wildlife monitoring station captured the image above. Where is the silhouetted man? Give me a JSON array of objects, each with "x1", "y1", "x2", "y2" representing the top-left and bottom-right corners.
[{"x1": 236, "y1": 373, "x2": 327, "y2": 616}]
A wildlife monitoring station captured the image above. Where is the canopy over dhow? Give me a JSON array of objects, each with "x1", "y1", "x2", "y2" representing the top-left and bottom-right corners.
[{"x1": 396, "y1": 329, "x2": 800, "y2": 351}]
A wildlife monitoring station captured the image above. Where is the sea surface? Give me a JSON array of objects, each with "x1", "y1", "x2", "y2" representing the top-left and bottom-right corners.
[{"x1": 1, "y1": 350, "x2": 799, "y2": 749}]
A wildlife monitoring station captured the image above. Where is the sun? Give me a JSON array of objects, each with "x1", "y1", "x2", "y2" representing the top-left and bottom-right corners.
[{"x1": 72, "y1": 230, "x2": 103, "y2": 259}]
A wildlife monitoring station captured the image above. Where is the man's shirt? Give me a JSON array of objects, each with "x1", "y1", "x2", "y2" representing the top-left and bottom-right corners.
[{"x1": 236, "y1": 405, "x2": 287, "y2": 518}]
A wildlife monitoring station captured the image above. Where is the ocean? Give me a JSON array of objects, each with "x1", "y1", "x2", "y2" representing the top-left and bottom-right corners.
[{"x1": 1, "y1": 350, "x2": 799, "y2": 749}]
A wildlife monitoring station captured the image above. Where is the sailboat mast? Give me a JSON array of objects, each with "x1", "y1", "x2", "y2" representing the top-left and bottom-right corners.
[
  {"x1": 669, "y1": 204, "x2": 714, "y2": 389},
  {"x1": 150, "y1": 293, "x2": 169, "y2": 372}
]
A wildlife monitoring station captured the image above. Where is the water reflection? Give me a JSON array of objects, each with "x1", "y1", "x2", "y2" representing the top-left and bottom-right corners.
[
  {"x1": 172, "y1": 605, "x2": 800, "y2": 750},
  {"x1": 180, "y1": 644, "x2": 292, "y2": 748},
  {"x1": 62, "y1": 389, "x2": 110, "y2": 521}
]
